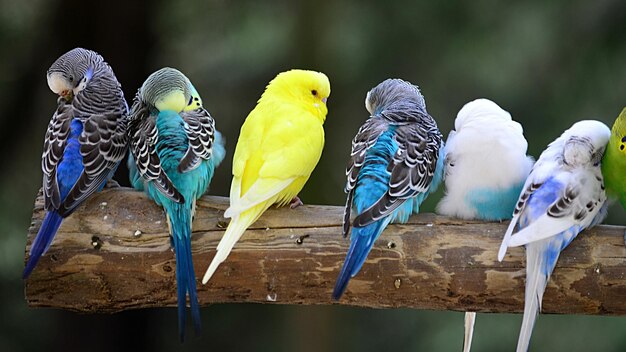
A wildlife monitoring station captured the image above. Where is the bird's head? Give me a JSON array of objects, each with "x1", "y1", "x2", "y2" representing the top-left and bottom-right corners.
[
  {"x1": 562, "y1": 120, "x2": 610, "y2": 167},
  {"x1": 139, "y1": 67, "x2": 192, "y2": 113},
  {"x1": 364, "y1": 79, "x2": 426, "y2": 121},
  {"x1": 47, "y1": 48, "x2": 98, "y2": 101},
  {"x1": 265, "y1": 69, "x2": 330, "y2": 119}
]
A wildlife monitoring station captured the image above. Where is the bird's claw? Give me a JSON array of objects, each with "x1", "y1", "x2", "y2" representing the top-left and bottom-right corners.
[
  {"x1": 290, "y1": 196, "x2": 304, "y2": 209},
  {"x1": 105, "y1": 179, "x2": 121, "y2": 188}
]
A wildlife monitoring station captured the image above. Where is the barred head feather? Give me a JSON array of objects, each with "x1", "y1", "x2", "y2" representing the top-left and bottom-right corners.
[
  {"x1": 365, "y1": 78, "x2": 427, "y2": 122},
  {"x1": 139, "y1": 67, "x2": 192, "y2": 112}
]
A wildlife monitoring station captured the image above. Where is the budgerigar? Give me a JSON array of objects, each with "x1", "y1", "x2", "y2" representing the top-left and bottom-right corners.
[
  {"x1": 127, "y1": 68, "x2": 225, "y2": 340},
  {"x1": 601, "y1": 107, "x2": 626, "y2": 210},
  {"x1": 498, "y1": 120, "x2": 610, "y2": 352},
  {"x1": 333, "y1": 78, "x2": 444, "y2": 300},
  {"x1": 436, "y1": 98, "x2": 534, "y2": 352},
  {"x1": 24, "y1": 48, "x2": 128, "y2": 278},
  {"x1": 437, "y1": 98, "x2": 534, "y2": 220},
  {"x1": 202, "y1": 69, "x2": 330, "y2": 285}
]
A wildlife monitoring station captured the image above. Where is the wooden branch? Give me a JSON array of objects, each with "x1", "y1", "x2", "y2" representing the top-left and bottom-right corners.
[{"x1": 24, "y1": 188, "x2": 626, "y2": 315}]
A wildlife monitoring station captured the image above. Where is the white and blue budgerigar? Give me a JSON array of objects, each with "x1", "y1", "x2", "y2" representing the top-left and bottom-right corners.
[
  {"x1": 498, "y1": 120, "x2": 610, "y2": 352},
  {"x1": 437, "y1": 98, "x2": 534, "y2": 221},
  {"x1": 436, "y1": 98, "x2": 534, "y2": 352}
]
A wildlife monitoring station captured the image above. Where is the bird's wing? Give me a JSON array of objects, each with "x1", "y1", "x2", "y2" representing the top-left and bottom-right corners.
[
  {"x1": 59, "y1": 108, "x2": 128, "y2": 216},
  {"x1": 497, "y1": 179, "x2": 542, "y2": 261},
  {"x1": 42, "y1": 97, "x2": 73, "y2": 211},
  {"x1": 127, "y1": 99, "x2": 184, "y2": 203},
  {"x1": 178, "y1": 107, "x2": 216, "y2": 173},
  {"x1": 353, "y1": 122, "x2": 442, "y2": 227},
  {"x1": 507, "y1": 179, "x2": 602, "y2": 247},
  {"x1": 224, "y1": 177, "x2": 295, "y2": 218},
  {"x1": 342, "y1": 117, "x2": 388, "y2": 236},
  {"x1": 226, "y1": 106, "x2": 324, "y2": 217},
  {"x1": 345, "y1": 118, "x2": 389, "y2": 193}
]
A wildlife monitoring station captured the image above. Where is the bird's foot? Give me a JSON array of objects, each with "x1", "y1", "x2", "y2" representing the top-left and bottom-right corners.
[
  {"x1": 105, "y1": 179, "x2": 121, "y2": 188},
  {"x1": 290, "y1": 196, "x2": 303, "y2": 209}
]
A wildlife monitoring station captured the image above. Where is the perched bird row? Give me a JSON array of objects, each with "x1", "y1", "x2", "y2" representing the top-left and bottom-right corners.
[{"x1": 25, "y1": 48, "x2": 624, "y2": 350}]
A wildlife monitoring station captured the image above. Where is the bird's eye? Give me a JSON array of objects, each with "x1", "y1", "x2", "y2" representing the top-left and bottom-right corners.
[
  {"x1": 311, "y1": 90, "x2": 318, "y2": 96},
  {"x1": 68, "y1": 76, "x2": 74, "y2": 82}
]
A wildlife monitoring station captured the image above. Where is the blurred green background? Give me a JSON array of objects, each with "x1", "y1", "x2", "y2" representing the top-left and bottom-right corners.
[{"x1": 1, "y1": 0, "x2": 626, "y2": 351}]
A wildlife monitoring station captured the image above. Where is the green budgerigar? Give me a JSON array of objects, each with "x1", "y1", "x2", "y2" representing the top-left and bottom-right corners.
[{"x1": 602, "y1": 107, "x2": 626, "y2": 209}]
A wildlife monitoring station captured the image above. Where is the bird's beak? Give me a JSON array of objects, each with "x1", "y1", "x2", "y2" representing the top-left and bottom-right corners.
[
  {"x1": 59, "y1": 89, "x2": 73, "y2": 101},
  {"x1": 322, "y1": 97, "x2": 328, "y2": 104}
]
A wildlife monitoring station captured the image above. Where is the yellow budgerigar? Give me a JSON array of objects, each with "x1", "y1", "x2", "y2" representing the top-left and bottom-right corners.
[{"x1": 202, "y1": 69, "x2": 330, "y2": 284}]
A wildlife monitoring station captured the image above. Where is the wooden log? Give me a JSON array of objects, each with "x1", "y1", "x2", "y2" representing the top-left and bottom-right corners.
[{"x1": 23, "y1": 188, "x2": 626, "y2": 315}]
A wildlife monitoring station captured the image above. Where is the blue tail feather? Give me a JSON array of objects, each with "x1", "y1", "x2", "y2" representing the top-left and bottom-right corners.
[
  {"x1": 333, "y1": 220, "x2": 387, "y2": 300},
  {"x1": 169, "y1": 203, "x2": 201, "y2": 342},
  {"x1": 24, "y1": 211, "x2": 64, "y2": 279}
]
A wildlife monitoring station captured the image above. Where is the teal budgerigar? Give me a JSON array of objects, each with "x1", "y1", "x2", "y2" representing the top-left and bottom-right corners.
[
  {"x1": 127, "y1": 68, "x2": 225, "y2": 340},
  {"x1": 334, "y1": 78, "x2": 445, "y2": 300},
  {"x1": 25, "y1": 48, "x2": 128, "y2": 278}
]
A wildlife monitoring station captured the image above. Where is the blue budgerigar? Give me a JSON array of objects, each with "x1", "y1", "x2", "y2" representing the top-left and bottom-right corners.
[
  {"x1": 498, "y1": 120, "x2": 610, "y2": 352},
  {"x1": 333, "y1": 78, "x2": 444, "y2": 300},
  {"x1": 127, "y1": 68, "x2": 225, "y2": 340},
  {"x1": 24, "y1": 48, "x2": 128, "y2": 278},
  {"x1": 436, "y1": 98, "x2": 534, "y2": 352}
]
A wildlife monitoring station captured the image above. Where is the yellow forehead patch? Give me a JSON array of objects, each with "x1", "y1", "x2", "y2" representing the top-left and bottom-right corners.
[{"x1": 155, "y1": 91, "x2": 187, "y2": 112}]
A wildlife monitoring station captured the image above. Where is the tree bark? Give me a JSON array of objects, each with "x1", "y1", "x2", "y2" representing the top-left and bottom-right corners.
[{"x1": 24, "y1": 188, "x2": 626, "y2": 315}]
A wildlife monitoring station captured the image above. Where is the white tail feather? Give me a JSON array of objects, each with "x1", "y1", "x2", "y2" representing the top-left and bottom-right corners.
[
  {"x1": 463, "y1": 312, "x2": 476, "y2": 352},
  {"x1": 202, "y1": 214, "x2": 256, "y2": 284},
  {"x1": 498, "y1": 215, "x2": 519, "y2": 261},
  {"x1": 516, "y1": 244, "x2": 548, "y2": 352}
]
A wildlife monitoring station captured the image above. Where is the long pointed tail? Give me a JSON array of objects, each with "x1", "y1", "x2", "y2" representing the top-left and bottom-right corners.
[
  {"x1": 332, "y1": 219, "x2": 388, "y2": 300},
  {"x1": 23, "y1": 211, "x2": 64, "y2": 278},
  {"x1": 168, "y1": 203, "x2": 201, "y2": 342},
  {"x1": 202, "y1": 211, "x2": 257, "y2": 284},
  {"x1": 463, "y1": 312, "x2": 476, "y2": 352},
  {"x1": 516, "y1": 245, "x2": 549, "y2": 352}
]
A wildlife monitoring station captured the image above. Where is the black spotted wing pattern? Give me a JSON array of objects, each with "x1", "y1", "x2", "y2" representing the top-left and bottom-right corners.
[
  {"x1": 42, "y1": 97, "x2": 73, "y2": 212},
  {"x1": 353, "y1": 122, "x2": 443, "y2": 227},
  {"x1": 342, "y1": 118, "x2": 388, "y2": 237},
  {"x1": 178, "y1": 108, "x2": 215, "y2": 173},
  {"x1": 128, "y1": 99, "x2": 184, "y2": 203}
]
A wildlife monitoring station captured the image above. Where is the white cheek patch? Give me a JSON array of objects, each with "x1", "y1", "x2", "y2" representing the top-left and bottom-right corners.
[{"x1": 47, "y1": 72, "x2": 71, "y2": 94}]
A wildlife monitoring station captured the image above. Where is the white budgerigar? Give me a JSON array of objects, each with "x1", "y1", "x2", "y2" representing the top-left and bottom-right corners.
[
  {"x1": 436, "y1": 98, "x2": 534, "y2": 352},
  {"x1": 498, "y1": 120, "x2": 610, "y2": 352}
]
